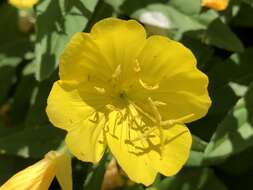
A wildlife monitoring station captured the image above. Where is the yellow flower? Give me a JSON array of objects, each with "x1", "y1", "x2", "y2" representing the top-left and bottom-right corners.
[
  {"x1": 0, "y1": 148, "x2": 72, "y2": 190},
  {"x1": 46, "y1": 18, "x2": 211, "y2": 185},
  {"x1": 202, "y1": 0, "x2": 229, "y2": 11},
  {"x1": 9, "y1": 0, "x2": 39, "y2": 9}
]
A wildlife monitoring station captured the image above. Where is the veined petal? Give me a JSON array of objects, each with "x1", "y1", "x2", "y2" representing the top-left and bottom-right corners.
[
  {"x1": 106, "y1": 110, "x2": 157, "y2": 186},
  {"x1": 138, "y1": 35, "x2": 197, "y2": 85},
  {"x1": 59, "y1": 32, "x2": 112, "y2": 84},
  {"x1": 130, "y1": 35, "x2": 211, "y2": 122},
  {"x1": 0, "y1": 156, "x2": 56, "y2": 190},
  {"x1": 146, "y1": 124, "x2": 192, "y2": 176},
  {"x1": 65, "y1": 115, "x2": 106, "y2": 163},
  {"x1": 91, "y1": 18, "x2": 147, "y2": 85},
  {"x1": 46, "y1": 81, "x2": 109, "y2": 131},
  {"x1": 9, "y1": 0, "x2": 38, "y2": 9}
]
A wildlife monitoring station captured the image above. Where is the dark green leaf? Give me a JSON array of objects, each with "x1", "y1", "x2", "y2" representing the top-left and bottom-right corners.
[
  {"x1": 83, "y1": 155, "x2": 107, "y2": 190},
  {"x1": 206, "y1": 18, "x2": 244, "y2": 52},
  {"x1": 35, "y1": 0, "x2": 99, "y2": 81},
  {"x1": 204, "y1": 82, "x2": 253, "y2": 163},
  {"x1": 0, "y1": 124, "x2": 65, "y2": 158},
  {"x1": 153, "y1": 168, "x2": 227, "y2": 190},
  {"x1": 0, "y1": 155, "x2": 36, "y2": 185}
]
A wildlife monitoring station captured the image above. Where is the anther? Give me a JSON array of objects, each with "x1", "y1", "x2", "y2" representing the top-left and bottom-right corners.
[
  {"x1": 89, "y1": 112, "x2": 99, "y2": 123},
  {"x1": 94, "y1": 86, "x2": 106, "y2": 94},
  {"x1": 153, "y1": 101, "x2": 167, "y2": 107},
  {"x1": 148, "y1": 97, "x2": 162, "y2": 123},
  {"x1": 139, "y1": 78, "x2": 159, "y2": 90},
  {"x1": 106, "y1": 104, "x2": 116, "y2": 111},
  {"x1": 161, "y1": 113, "x2": 195, "y2": 126},
  {"x1": 133, "y1": 59, "x2": 141, "y2": 73},
  {"x1": 112, "y1": 64, "x2": 122, "y2": 78}
]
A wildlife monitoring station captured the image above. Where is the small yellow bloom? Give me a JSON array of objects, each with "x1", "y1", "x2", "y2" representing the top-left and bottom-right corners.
[
  {"x1": 9, "y1": 0, "x2": 39, "y2": 9},
  {"x1": 0, "y1": 148, "x2": 72, "y2": 190},
  {"x1": 202, "y1": 0, "x2": 229, "y2": 11},
  {"x1": 46, "y1": 18, "x2": 211, "y2": 185}
]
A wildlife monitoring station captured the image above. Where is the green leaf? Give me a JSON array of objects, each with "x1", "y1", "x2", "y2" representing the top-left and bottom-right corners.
[
  {"x1": 186, "y1": 150, "x2": 205, "y2": 167},
  {"x1": 243, "y1": 0, "x2": 253, "y2": 6},
  {"x1": 0, "y1": 4, "x2": 32, "y2": 106},
  {"x1": 120, "y1": 0, "x2": 168, "y2": 15},
  {"x1": 83, "y1": 155, "x2": 107, "y2": 190},
  {"x1": 207, "y1": 48, "x2": 253, "y2": 117},
  {"x1": 35, "y1": 0, "x2": 99, "y2": 81},
  {"x1": 153, "y1": 168, "x2": 227, "y2": 190},
  {"x1": 186, "y1": 135, "x2": 207, "y2": 167},
  {"x1": 204, "y1": 82, "x2": 253, "y2": 163},
  {"x1": 169, "y1": 0, "x2": 201, "y2": 15},
  {"x1": 181, "y1": 37, "x2": 214, "y2": 69},
  {"x1": 10, "y1": 74, "x2": 37, "y2": 125},
  {"x1": 232, "y1": 3, "x2": 253, "y2": 27},
  {"x1": 85, "y1": 0, "x2": 115, "y2": 32},
  {"x1": 131, "y1": 3, "x2": 218, "y2": 39},
  {"x1": 0, "y1": 124, "x2": 65, "y2": 158},
  {"x1": 192, "y1": 135, "x2": 208, "y2": 151},
  {"x1": 218, "y1": 145, "x2": 253, "y2": 175},
  {"x1": 25, "y1": 73, "x2": 57, "y2": 127},
  {"x1": 0, "y1": 4, "x2": 31, "y2": 58},
  {"x1": 0, "y1": 64, "x2": 16, "y2": 106},
  {"x1": 205, "y1": 18, "x2": 244, "y2": 52},
  {"x1": 0, "y1": 155, "x2": 36, "y2": 185}
]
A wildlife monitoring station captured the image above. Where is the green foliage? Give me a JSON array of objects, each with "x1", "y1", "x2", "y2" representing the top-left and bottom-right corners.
[
  {"x1": 204, "y1": 82, "x2": 253, "y2": 163},
  {"x1": 0, "y1": 0, "x2": 253, "y2": 189},
  {"x1": 35, "y1": 0, "x2": 99, "y2": 81}
]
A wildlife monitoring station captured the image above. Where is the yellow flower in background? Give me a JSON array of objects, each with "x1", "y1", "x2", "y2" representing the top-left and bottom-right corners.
[
  {"x1": 9, "y1": 0, "x2": 39, "y2": 9},
  {"x1": 202, "y1": 0, "x2": 229, "y2": 11},
  {"x1": 46, "y1": 18, "x2": 211, "y2": 185},
  {"x1": 0, "y1": 148, "x2": 72, "y2": 190}
]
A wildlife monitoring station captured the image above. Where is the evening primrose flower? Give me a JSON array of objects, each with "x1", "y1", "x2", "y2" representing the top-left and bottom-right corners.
[
  {"x1": 202, "y1": 0, "x2": 229, "y2": 11},
  {"x1": 9, "y1": 0, "x2": 39, "y2": 9},
  {"x1": 46, "y1": 18, "x2": 211, "y2": 185},
  {"x1": 0, "y1": 148, "x2": 72, "y2": 190}
]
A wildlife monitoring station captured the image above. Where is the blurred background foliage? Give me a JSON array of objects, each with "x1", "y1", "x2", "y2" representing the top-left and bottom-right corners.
[{"x1": 0, "y1": 0, "x2": 253, "y2": 189}]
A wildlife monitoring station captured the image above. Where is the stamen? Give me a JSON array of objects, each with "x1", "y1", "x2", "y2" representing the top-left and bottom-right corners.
[
  {"x1": 128, "y1": 102, "x2": 156, "y2": 124},
  {"x1": 94, "y1": 86, "x2": 106, "y2": 94},
  {"x1": 161, "y1": 113, "x2": 195, "y2": 126},
  {"x1": 112, "y1": 64, "x2": 122, "y2": 78},
  {"x1": 132, "y1": 97, "x2": 165, "y2": 157},
  {"x1": 106, "y1": 104, "x2": 116, "y2": 111},
  {"x1": 139, "y1": 78, "x2": 159, "y2": 90},
  {"x1": 153, "y1": 100, "x2": 167, "y2": 107},
  {"x1": 148, "y1": 97, "x2": 162, "y2": 123},
  {"x1": 89, "y1": 112, "x2": 99, "y2": 123},
  {"x1": 133, "y1": 59, "x2": 141, "y2": 72},
  {"x1": 112, "y1": 113, "x2": 118, "y2": 136},
  {"x1": 131, "y1": 127, "x2": 156, "y2": 142}
]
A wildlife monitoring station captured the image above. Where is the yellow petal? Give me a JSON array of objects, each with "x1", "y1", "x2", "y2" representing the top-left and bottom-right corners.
[
  {"x1": 137, "y1": 36, "x2": 196, "y2": 84},
  {"x1": 47, "y1": 81, "x2": 108, "y2": 163},
  {"x1": 106, "y1": 110, "x2": 157, "y2": 186},
  {"x1": 202, "y1": 0, "x2": 229, "y2": 11},
  {"x1": 54, "y1": 148, "x2": 73, "y2": 190},
  {"x1": 0, "y1": 156, "x2": 56, "y2": 190},
  {"x1": 65, "y1": 115, "x2": 106, "y2": 163},
  {"x1": 90, "y1": 18, "x2": 147, "y2": 85},
  {"x1": 59, "y1": 32, "x2": 112, "y2": 84},
  {"x1": 146, "y1": 124, "x2": 192, "y2": 176},
  {"x1": 8, "y1": 0, "x2": 39, "y2": 9},
  {"x1": 130, "y1": 35, "x2": 211, "y2": 123},
  {"x1": 46, "y1": 81, "x2": 109, "y2": 131}
]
